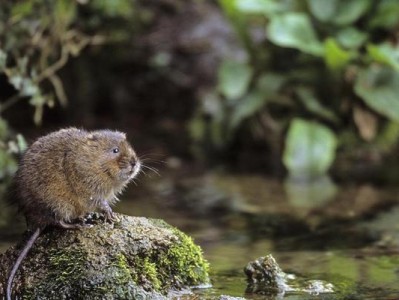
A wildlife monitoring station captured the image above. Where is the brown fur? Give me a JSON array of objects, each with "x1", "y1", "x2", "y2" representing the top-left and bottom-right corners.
[
  {"x1": 14, "y1": 127, "x2": 140, "y2": 228},
  {"x1": 7, "y1": 128, "x2": 141, "y2": 300}
]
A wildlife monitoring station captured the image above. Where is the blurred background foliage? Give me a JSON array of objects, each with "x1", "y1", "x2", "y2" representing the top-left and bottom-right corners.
[
  {"x1": 1, "y1": 0, "x2": 399, "y2": 182},
  {"x1": 193, "y1": 0, "x2": 399, "y2": 180}
]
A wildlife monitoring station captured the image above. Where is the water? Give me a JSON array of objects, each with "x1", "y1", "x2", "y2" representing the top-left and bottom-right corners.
[{"x1": 1, "y1": 170, "x2": 399, "y2": 299}]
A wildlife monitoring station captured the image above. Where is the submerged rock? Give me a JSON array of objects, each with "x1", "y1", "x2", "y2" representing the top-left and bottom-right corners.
[
  {"x1": 244, "y1": 255, "x2": 333, "y2": 296},
  {"x1": 0, "y1": 213, "x2": 210, "y2": 299}
]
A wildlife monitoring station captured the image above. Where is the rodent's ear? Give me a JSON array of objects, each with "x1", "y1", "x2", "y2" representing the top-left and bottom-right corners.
[{"x1": 87, "y1": 133, "x2": 99, "y2": 142}]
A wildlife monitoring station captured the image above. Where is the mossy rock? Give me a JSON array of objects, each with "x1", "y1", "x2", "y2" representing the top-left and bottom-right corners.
[{"x1": 0, "y1": 214, "x2": 210, "y2": 299}]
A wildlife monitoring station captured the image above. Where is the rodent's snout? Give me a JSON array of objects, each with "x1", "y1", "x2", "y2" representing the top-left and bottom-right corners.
[{"x1": 129, "y1": 159, "x2": 141, "y2": 179}]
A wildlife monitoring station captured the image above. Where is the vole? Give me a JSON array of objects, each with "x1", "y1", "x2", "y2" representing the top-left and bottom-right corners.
[{"x1": 6, "y1": 128, "x2": 141, "y2": 300}]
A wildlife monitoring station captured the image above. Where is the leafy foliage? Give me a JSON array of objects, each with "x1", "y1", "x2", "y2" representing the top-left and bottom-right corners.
[
  {"x1": 0, "y1": 0, "x2": 137, "y2": 177},
  {"x1": 283, "y1": 119, "x2": 337, "y2": 179},
  {"x1": 0, "y1": 119, "x2": 26, "y2": 179},
  {"x1": 191, "y1": 0, "x2": 399, "y2": 177},
  {"x1": 0, "y1": 0, "x2": 137, "y2": 124}
]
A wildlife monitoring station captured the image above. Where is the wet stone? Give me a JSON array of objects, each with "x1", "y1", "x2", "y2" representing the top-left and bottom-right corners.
[
  {"x1": 0, "y1": 213, "x2": 210, "y2": 299},
  {"x1": 244, "y1": 254, "x2": 334, "y2": 296}
]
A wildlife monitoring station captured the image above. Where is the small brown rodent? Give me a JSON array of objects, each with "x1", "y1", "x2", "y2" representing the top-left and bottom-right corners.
[{"x1": 6, "y1": 128, "x2": 141, "y2": 299}]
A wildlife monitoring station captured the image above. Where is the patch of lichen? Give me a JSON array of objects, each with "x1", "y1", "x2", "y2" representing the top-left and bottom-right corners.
[
  {"x1": 25, "y1": 250, "x2": 144, "y2": 299},
  {"x1": 23, "y1": 247, "x2": 87, "y2": 299},
  {"x1": 83, "y1": 252, "x2": 139, "y2": 299}
]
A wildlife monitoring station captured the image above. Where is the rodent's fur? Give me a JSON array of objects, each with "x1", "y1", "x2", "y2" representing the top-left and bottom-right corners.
[{"x1": 6, "y1": 128, "x2": 141, "y2": 300}]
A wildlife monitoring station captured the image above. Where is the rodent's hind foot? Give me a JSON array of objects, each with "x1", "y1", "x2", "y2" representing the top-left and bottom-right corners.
[{"x1": 58, "y1": 219, "x2": 93, "y2": 229}]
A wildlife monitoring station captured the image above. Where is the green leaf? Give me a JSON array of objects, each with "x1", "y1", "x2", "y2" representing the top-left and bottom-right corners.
[
  {"x1": 11, "y1": 1, "x2": 34, "y2": 22},
  {"x1": 367, "y1": 43, "x2": 399, "y2": 71},
  {"x1": 218, "y1": 60, "x2": 252, "y2": 101},
  {"x1": 219, "y1": 0, "x2": 241, "y2": 19},
  {"x1": 16, "y1": 134, "x2": 28, "y2": 152},
  {"x1": 336, "y1": 27, "x2": 368, "y2": 49},
  {"x1": 307, "y1": 0, "x2": 371, "y2": 25},
  {"x1": 296, "y1": 87, "x2": 338, "y2": 123},
  {"x1": 229, "y1": 72, "x2": 286, "y2": 129},
  {"x1": 0, "y1": 118, "x2": 8, "y2": 140},
  {"x1": 333, "y1": 0, "x2": 371, "y2": 25},
  {"x1": 376, "y1": 121, "x2": 399, "y2": 150},
  {"x1": 256, "y1": 72, "x2": 286, "y2": 94},
  {"x1": 369, "y1": 0, "x2": 399, "y2": 29},
  {"x1": 201, "y1": 91, "x2": 224, "y2": 117},
  {"x1": 234, "y1": 0, "x2": 282, "y2": 16},
  {"x1": 324, "y1": 38, "x2": 353, "y2": 70},
  {"x1": 189, "y1": 114, "x2": 206, "y2": 142},
  {"x1": 230, "y1": 92, "x2": 265, "y2": 129},
  {"x1": 20, "y1": 78, "x2": 40, "y2": 97},
  {"x1": 55, "y1": 0, "x2": 76, "y2": 28},
  {"x1": 307, "y1": 0, "x2": 337, "y2": 22},
  {"x1": 267, "y1": 13, "x2": 324, "y2": 56},
  {"x1": 9, "y1": 74, "x2": 23, "y2": 91},
  {"x1": 354, "y1": 66, "x2": 399, "y2": 121},
  {"x1": 90, "y1": 0, "x2": 133, "y2": 18},
  {"x1": 0, "y1": 50, "x2": 6, "y2": 71},
  {"x1": 0, "y1": 148, "x2": 18, "y2": 179},
  {"x1": 283, "y1": 119, "x2": 337, "y2": 179}
]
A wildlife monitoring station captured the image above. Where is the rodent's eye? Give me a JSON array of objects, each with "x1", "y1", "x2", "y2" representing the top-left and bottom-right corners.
[{"x1": 112, "y1": 147, "x2": 120, "y2": 154}]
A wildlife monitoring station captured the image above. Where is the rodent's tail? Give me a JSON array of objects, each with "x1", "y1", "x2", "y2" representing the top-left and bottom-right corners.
[{"x1": 6, "y1": 227, "x2": 41, "y2": 300}]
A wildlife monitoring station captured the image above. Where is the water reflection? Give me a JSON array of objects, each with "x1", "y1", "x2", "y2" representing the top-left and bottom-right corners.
[{"x1": 1, "y1": 170, "x2": 399, "y2": 298}]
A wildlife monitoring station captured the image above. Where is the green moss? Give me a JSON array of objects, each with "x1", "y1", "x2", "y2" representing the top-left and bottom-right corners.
[
  {"x1": 115, "y1": 252, "x2": 129, "y2": 268},
  {"x1": 123, "y1": 223, "x2": 210, "y2": 294},
  {"x1": 158, "y1": 227, "x2": 210, "y2": 288},
  {"x1": 17, "y1": 218, "x2": 210, "y2": 299},
  {"x1": 24, "y1": 248, "x2": 88, "y2": 299},
  {"x1": 112, "y1": 253, "x2": 134, "y2": 285},
  {"x1": 49, "y1": 248, "x2": 86, "y2": 283},
  {"x1": 142, "y1": 257, "x2": 162, "y2": 290},
  {"x1": 129, "y1": 254, "x2": 162, "y2": 291}
]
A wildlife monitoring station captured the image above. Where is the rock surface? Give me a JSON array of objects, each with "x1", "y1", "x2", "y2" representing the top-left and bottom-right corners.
[
  {"x1": 0, "y1": 213, "x2": 209, "y2": 299},
  {"x1": 244, "y1": 255, "x2": 334, "y2": 296}
]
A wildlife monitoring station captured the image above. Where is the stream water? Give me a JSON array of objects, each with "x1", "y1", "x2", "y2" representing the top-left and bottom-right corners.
[{"x1": 1, "y1": 169, "x2": 399, "y2": 299}]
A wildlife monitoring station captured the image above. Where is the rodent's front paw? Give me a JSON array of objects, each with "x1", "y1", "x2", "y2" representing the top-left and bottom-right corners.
[
  {"x1": 99, "y1": 199, "x2": 118, "y2": 223},
  {"x1": 104, "y1": 210, "x2": 119, "y2": 223}
]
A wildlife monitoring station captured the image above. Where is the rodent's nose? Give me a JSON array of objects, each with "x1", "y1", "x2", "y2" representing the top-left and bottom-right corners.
[
  {"x1": 130, "y1": 159, "x2": 141, "y2": 176},
  {"x1": 131, "y1": 160, "x2": 139, "y2": 168}
]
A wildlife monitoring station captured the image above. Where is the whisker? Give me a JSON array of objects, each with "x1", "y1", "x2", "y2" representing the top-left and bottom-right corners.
[
  {"x1": 139, "y1": 169, "x2": 151, "y2": 178},
  {"x1": 138, "y1": 152, "x2": 165, "y2": 158},
  {"x1": 139, "y1": 159, "x2": 166, "y2": 166},
  {"x1": 141, "y1": 164, "x2": 161, "y2": 176},
  {"x1": 142, "y1": 164, "x2": 159, "y2": 172},
  {"x1": 138, "y1": 154, "x2": 166, "y2": 166}
]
